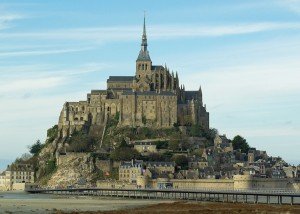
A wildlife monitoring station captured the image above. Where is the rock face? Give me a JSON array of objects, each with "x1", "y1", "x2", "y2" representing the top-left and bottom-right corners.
[{"x1": 47, "y1": 153, "x2": 94, "y2": 188}]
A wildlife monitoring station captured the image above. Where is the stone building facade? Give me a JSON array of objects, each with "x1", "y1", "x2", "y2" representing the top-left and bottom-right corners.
[
  {"x1": 57, "y1": 17, "x2": 209, "y2": 139},
  {"x1": 0, "y1": 164, "x2": 34, "y2": 191}
]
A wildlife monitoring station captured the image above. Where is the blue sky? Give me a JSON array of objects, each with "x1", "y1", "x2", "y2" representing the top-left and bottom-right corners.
[{"x1": 1, "y1": 0, "x2": 300, "y2": 170}]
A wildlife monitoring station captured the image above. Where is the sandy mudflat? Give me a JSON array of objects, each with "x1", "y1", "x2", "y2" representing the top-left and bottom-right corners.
[
  {"x1": 58, "y1": 201, "x2": 300, "y2": 214},
  {"x1": 0, "y1": 196, "x2": 169, "y2": 214}
]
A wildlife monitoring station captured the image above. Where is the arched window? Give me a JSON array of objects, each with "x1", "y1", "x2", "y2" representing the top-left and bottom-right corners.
[
  {"x1": 142, "y1": 64, "x2": 144, "y2": 70},
  {"x1": 145, "y1": 64, "x2": 148, "y2": 70},
  {"x1": 138, "y1": 64, "x2": 141, "y2": 70}
]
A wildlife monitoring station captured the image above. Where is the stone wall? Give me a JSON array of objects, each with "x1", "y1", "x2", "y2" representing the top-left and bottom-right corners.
[
  {"x1": 233, "y1": 175, "x2": 295, "y2": 190},
  {"x1": 133, "y1": 175, "x2": 300, "y2": 191},
  {"x1": 172, "y1": 179, "x2": 234, "y2": 190}
]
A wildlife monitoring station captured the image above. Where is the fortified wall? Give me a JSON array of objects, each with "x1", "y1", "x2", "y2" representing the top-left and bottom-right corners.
[{"x1": 99, "y1": 175, "x2": 300, "y2": 191}]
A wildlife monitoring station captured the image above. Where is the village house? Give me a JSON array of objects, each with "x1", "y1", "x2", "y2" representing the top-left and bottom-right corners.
[
  {"x1": 0, "y1": 164, "x2": 34, "y2": 191},
  {"x1": 188, "y1": 156, "x2": 208, "y2": 169},
  {"x1": 146, "y1": 162, "x2": 175, "y2": 174},
  {"x1": 119, "y1": 160, "x2": 143, "y2": 184},
  {"x1": 133, "y1": 141, "x2": 157, "y2": 155},
  {"x1": 214, "y1": 134, "x2": 233, "y2": 153}
]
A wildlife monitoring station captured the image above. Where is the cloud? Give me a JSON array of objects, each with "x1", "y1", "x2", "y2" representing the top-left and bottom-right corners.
[
  {"x1": 227, "y1": 127, "x2": 300, "y2": 138},
  {"x1": 278, "y1": 0, "x2": 300, "y2": 13},
  {"x1": 1, "y1": 22, "x2": 300, "y2": 42},
  {"x1": 0, "y1": 47, "x2": 93, "y2": 58},
  {"x1": 0, "y1": 62, "x2": 109, "y2": 78},
  {"x1": 0, "y1": 76, "x2": 65, "y2": 94},
  {"x1": 0, "y1": 13, "x2": 24, "y2": 30},
  {"x1": 150, "y1": 22, "x2": 300, "y2": 38}
]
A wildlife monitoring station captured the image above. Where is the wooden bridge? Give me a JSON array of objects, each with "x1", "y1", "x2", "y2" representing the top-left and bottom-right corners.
[{"x1": 26, "y1": 187, "x2": 300, "y2": 205}]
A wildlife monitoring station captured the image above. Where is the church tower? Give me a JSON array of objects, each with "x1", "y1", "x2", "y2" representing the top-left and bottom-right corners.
[{"x1": 136, "y1": 15, "x2": 152, "y2": 80}]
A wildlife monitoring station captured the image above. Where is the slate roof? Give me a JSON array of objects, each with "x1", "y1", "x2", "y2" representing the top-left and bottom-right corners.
[
  {"x1": 122, "y1": 91, "x2": 176, "y2": 96},
  {"x1": 6, "y1": 164, "x2": 34, "y2": 172},
  {"x1": 107, "y1": 76, "x2": 135, "y2": 82},
  {"x1": 134, "y1": 142, "x2": 156, "y2": 146},
  {"x1": 90, "y1": 90, "x2": 107, "y2": 94},
  {"x1": 146, "y1": 161, "x2": 175, "y2": 167},
  {"x1": 152, "y1": 65, "x2": 164, "y2": 70},
  {"x1": 136, "y1": 50, "x2": 151, "y2": 61},
  {"x1": 120, "y1": 160, "x2": 143, "y2": 168},
  {"x1": 185, "y1": 91, "x2": 199, "y2": 100}
]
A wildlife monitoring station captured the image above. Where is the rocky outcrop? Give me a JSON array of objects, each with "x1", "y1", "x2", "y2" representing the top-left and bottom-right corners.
[{"x1": 47, "y1": 153, "x2": 94, "y2": 188}]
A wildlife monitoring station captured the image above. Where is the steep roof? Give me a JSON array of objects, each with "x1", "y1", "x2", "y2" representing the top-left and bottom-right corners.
[
  {"x1": 146, "y1": 161, "x2": 175, "y2": 167},
  {"x1": 107, "y1": 76, "x2": 135, "y2": 82},
  {"x1": 185, "y1": 91, "x2": 199, "y2": 100},
  {"x1": 134, "y1": 142, "x2": 156, "y2": 146},
  {"x1": 136, "y1": 14, "x2": 151, "y2": 62},
  {"x1": 152, "y1": 65, "x2": 164, "y2": 70},
  {"x1": 137, "y1": 50, "x2": 151, "y2": 61},
  {"x1": 122, "y1": 91, "x2": 176, "y2": 96}
]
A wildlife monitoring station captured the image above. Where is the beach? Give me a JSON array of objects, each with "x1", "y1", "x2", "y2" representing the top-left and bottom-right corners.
[
  {"x1": 1, "y1": 191, "x2": 300, "y2": 214},
  {"x1": 0, "y1": 191, "x2": 169, "y2": 214}
]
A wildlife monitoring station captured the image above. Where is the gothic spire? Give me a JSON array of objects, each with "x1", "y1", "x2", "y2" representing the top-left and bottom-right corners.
[
  {"x1": 137, "y1": 13, "x2": 151, "y2": 62},
  {"x1": 141, "y1": 12, "x2": 147, "y2": 51}
]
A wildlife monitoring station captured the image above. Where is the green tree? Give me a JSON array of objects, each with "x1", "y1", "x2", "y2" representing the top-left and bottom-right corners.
[
  {"x1": 231, "y1": 135, "x2": 250, "y2": 153},
  {"x1": 119, "y1": 138, "x2": 129, "y2": 148},
  {"x1": 168, "y1": 140, "x2": 180, "y2": 151},
  {"x1": 45, "y1": 159, "x2": 57, "y2": 175},
  {"x1": 156, "y1": 141, "x2": 168, "y2": 149},
  {"x1": 172, "y1": 155, "x2": 189, "y2": 170},
  {"x1": 29, "y1": 140, "x2": 44, "y2": 155},
  {"x1": 66, "y1": 131, "x2": 97, "y2": 152},
  {"x1": 47, "y1": 125, "x2": 58, "y2": 143},
  {"x1": 190, "y1": 124, "x2": 203, "y2": 137},
  {"x1": 110, "y1": 141, "x2": 140, "y2": 161}
]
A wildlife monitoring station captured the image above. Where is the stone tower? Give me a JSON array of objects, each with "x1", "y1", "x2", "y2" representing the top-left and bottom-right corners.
[{"x1": 135, "y1": 15, "x2": 152, "y2": 92}]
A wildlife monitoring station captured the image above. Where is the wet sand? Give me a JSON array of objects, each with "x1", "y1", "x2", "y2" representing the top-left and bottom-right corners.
[
  {"x1": 0, "y1": 192, "x2": 299, "y2": 214},
  {"x1": 0, "y1": 196, "x2": 169, "y2": 214},
  {"x1": 58, "y1": 201, "x2": 300, "y2": 214}
]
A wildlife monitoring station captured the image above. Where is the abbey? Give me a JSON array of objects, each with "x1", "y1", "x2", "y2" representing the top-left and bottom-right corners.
[{"x1": 58, "y1": 17, "x2": 209, "y2": 138}]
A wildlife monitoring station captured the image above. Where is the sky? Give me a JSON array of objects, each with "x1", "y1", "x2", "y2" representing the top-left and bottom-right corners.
[{"x1": 0, "y1": 0, "x2": 300, "y2": 170}]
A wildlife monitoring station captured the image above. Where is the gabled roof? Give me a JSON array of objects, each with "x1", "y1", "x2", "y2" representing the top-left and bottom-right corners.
[
  {"x1": 152, "y1": 65, "x2": 164, "y2": 70},
  {"x1": 134, "y1": 142, "x2": 156, "y2": 146},
  {"x1": 122, "y1": 91, "x2": 176, "y2": 96},
  {"x1": 107, "y1": 76, "x2": 135, "y2": 82},
  {"x1": 146, "y1": 161, "x2": 175, "y2": 167},
  {"x1": 185, "y1": 91, "x2": 199, "y2": 100}
]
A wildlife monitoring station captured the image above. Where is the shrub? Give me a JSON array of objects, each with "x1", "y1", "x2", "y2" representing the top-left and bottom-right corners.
[
  {"x1": 66, "y1": 131, "x2": 97, "y2": 152},
  {"x1": 29, "y1": 140, "x2": 44, "y2": 156}
]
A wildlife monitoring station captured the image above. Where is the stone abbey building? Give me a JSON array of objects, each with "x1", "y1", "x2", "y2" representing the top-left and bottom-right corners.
[{"x1": 58, "y1": 17, "x2": 209, "y2": 138}]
